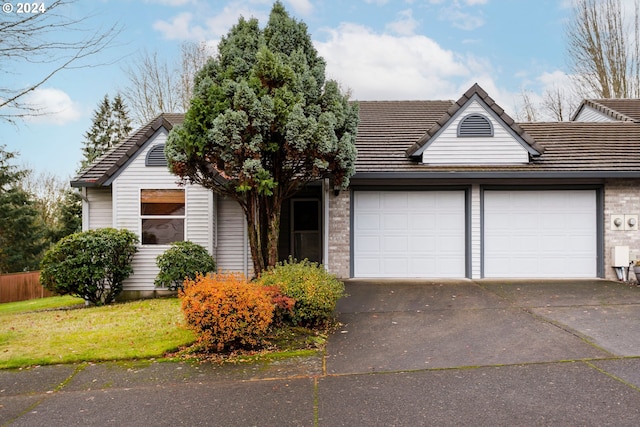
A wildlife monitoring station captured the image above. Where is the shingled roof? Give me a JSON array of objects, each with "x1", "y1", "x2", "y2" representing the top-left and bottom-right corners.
[
  {"x1": 572, "y1": 99, "x2": 640, "y2": 122},
  {"x1": 71, "y1": 113, "x2": 185, "y2": 187},
  {"x1": 404, "y1": 83, "x2": 544, "y2": 157},
  {"x1": 72, "y1": 96, "x2": 640, "y2": 187}
]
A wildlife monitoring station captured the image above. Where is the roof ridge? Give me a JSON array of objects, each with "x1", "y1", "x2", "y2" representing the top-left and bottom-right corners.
[
  {"x1": 572, "y1": 99, "x2": 637, "y2": 122},
  {"x1": 71, "y1": 113, "x2": 178, "y2": 187},
  {"x1": 405, "y1": 83, "x2": 542, "y2": 157}
]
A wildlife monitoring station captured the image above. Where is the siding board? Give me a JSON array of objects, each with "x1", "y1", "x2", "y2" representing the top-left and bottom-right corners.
[
  {"x1": 422, "y1": 101, "x2": 529, "y2": 164},
  {"x1": 112, "y1": 130, "x2": 215, "y2": 291},
  {"x1": 574, "y1": 106, "x2": 617, "y2": 122},
  {"x1": 217, "y1": 197, "x2": 252, "y2": 277},
  {"x1": 86, "y1": 187, "x2": 113, "y2": 230}
]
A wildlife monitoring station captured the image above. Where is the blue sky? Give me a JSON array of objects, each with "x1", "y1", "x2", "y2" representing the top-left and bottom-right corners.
[{"x1": 1, "y1": 0, "x2": 577, "y2": 180}]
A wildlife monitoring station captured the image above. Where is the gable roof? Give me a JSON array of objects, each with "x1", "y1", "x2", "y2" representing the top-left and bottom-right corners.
[
  {"x1": 405, "y1": 83, "x2": 544, "y2": 157},
  {"x1": 571, "y1": 99, "x2": 640, "y2": 122},
  {"x1": 354, "y1": 100, "x2": 454, "y2": 172},
  {"x1": 72, "y1": 92, "x2": 640, "y2": 188},
  {"x1": 71, "y1": 113, "x2": 185, "y2": 187}
]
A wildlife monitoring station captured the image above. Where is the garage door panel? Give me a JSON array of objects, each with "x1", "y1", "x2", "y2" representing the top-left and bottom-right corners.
[
  {"x1": 384, "y1": 214, "x2": 408, "y2": 229},
  {"x1": 409, "y1": 236, "x2": 437, "y2": 252},
  {"x1": 384, "y1": 236, "x2": 408, "y2": 252},
  {"x1": 410, "y1": 214, "x2": 436, "y2": 230},
  {"x1": 484, "y1": 190, "x2": 596, "y2": 278},
  {"x1": 355, "y1": 236, "x2": 380, "y2": 252},
  {"x1": 354, "y1": 191, "x2": 465, "y2": 278},
  {"x1": 383, "y1": 258, "x2": 408, "y2": 275},
  {"x1": 383, "y1": 192, "x2": 408, "y2": 208},
  {"x1": 356, "y1": 213, "x2": 380, "y2": 230}
]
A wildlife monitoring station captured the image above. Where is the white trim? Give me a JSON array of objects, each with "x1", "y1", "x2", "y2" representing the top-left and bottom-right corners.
[{"x1": 138, "y1": 187, "x2": 187, "y2": 246}]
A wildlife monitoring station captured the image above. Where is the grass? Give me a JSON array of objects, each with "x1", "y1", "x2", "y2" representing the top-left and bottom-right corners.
[
  {"x1": 0, "y1": 297, "x2": 195, "y2": 369},
  {"x1": 0, "y1": 295, "x2": 85, "y2": 315}
]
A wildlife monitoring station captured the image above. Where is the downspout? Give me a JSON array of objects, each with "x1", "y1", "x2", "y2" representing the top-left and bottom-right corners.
[{"x1": 80, "y1": 187, "x2": 89, "y2": 231}]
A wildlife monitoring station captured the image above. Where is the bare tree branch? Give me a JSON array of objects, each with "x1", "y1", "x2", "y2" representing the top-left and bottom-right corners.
[
  {"x1": 567, "y1": 0, "x2": 640, "y2": 98},
  {"x1": 0, "y1": 0, "x2": 122, "y2": 124},
  {"x1": 122, "y1": 42, "x2": 212, "y2": 124}
]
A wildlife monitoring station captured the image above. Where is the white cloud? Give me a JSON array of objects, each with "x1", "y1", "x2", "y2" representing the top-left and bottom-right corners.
[
  {"x1": 439, "y1": 5, "x2": 485, "y2": 31},
  {"x1": 286, "y1": 0, "x2": 313, "y2": 15},
  {"x1": 153, "y1": 12, "x2": 209, "y2": 40},
  {"x1": 204, "y1": 5, "x2": 268, "y2": 39},
  {"x1": 315, "y1": 23, "x2": 479, "y2": 101},
  {"x1": 153, "y1": 4, "x2": 267, "y2": 41},
  {"x1": 23, "y1": 88, "x2": 83, "y2": 125},
  {"x1": 386, "y1": 9, "x2": 419, "y2": 36}
]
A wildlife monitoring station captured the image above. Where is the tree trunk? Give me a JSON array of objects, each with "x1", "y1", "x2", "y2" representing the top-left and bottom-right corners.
[{"x1": 242, "y1": 192, "x2": 283, "y2": 277}]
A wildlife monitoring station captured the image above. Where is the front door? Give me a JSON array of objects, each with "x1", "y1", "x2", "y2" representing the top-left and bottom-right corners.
[{"x1": 291, "y1": 199, "x2": 321, "y2": 263}]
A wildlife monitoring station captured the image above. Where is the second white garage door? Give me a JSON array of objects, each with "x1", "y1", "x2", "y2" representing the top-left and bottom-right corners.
[
  {"x1": 353, "y1": 191, "x2": 466, "y2": 278},
  {"x1": 483, "y1": 190, "x2": 597, "y2": 278}
]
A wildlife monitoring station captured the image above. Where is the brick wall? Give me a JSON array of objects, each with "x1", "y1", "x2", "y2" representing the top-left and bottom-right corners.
[
  {"x1": 327, "y1": 189, "x2": 350, "y2": 278},
  {"x1": 604, "y1": 179, "x2": 640, "y2": 280}
]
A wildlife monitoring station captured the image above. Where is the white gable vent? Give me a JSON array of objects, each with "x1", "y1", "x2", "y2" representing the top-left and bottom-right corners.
[
  {"x1": 145, "y1": 144, "x2": 167, "y2": 167},
  {"x1": 457, "y1": 114, "x2": 493, "y2": 137}
]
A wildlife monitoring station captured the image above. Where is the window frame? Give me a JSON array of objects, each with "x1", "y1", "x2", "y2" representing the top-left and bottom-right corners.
[{"x1": 139, "y1": 188, "x2": 187, "y2": 246}]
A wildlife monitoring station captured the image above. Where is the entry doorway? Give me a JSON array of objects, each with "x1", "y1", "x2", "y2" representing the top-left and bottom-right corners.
[{"x1": 291, "y1": 199, "x2": 321, "y2": 263}]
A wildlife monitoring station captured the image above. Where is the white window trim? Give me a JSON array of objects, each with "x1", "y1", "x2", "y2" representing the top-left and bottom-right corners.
[{"x1": 139, "y1": 187, "x2": 187, "y2": 246}]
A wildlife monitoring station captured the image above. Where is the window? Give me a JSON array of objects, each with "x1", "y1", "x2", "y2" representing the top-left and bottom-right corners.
[
  {"x1": 457, "y1": 114, "x2": 493, "y2": 137},
  {"x1": 140, "y1": 189, "x2": 185, "y2": 245}
]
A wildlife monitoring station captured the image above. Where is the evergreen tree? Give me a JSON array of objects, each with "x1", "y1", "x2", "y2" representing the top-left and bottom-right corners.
[
  {"x1": 80, "y1": 94, "x2": 132, "y2": 170},
  {"x1": 0, "y1": 146, "x2": 46, "y2": 272},
  {"x1": 111, "y1": 94, "x2": 133, "y2": 143},
  {"x1": 166, "y1": 2, "x2": 358, "y2": 273}
]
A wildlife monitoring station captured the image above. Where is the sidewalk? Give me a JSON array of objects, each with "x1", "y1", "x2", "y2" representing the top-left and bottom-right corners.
[{"x1": 3, "y1": 279, "x2": 640, "y2": 426}]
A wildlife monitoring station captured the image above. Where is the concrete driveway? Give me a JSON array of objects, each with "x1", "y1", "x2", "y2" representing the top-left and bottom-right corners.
[
  {"x1": 4, "y1": 279, "x2": 640, "y2": 426},
  {"x1": 327, "y1": 279, "x2": 640, "y2": 373}
]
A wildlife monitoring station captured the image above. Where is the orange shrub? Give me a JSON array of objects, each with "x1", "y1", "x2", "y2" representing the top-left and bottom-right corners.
[{"x1": 180, "y1": 272, "x2": 274, "y2": 351}]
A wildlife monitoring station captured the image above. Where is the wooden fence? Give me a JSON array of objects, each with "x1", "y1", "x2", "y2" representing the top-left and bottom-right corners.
[{"x1": 0, "y1": 271, "x2": 54, "y2": 304}]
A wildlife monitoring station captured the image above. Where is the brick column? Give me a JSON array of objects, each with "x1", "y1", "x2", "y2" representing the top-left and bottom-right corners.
[
  {"x1": 327, "y1": 189, "x2": 350, "y2": 278},
  {"x1": 604, "y1": 179, "x2": 640, "y2": 280}
]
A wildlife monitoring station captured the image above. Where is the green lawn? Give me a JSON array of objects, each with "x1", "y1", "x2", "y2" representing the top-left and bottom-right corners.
[{"x1": 0, "y1": 296, "x2": 195, "y2": 369}]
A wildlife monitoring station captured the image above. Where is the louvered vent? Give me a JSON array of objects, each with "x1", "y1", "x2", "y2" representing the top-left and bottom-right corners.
[
  {"x1": 145, "y1": 144, "x2": 167, "y2": 167},
  {"x1": 457, "y1": 114, "x2": 493, "y2": 137}
]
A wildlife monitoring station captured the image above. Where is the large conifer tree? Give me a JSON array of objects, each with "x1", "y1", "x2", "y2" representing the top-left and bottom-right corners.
[
  {"x1": 166, "y1": 2, "x2": 358, "y2": 274},
  {"x1": 80, "y1": 94, "x2": 132, "y2": 169},
  {"x1": 0, "y1": 146, "x2": 45, "y2": 272}
]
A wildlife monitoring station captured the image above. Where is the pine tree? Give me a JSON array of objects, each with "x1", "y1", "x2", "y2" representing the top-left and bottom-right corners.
[
  {"x1": 0, "y1": 146, "x2": 46, "y2": 272},
  {"x1": 111, "y1": 94, "x2": 133, "y2": 145},
  {"x1": 80, "y1": 94, "x2": 132, "y2": 170}
]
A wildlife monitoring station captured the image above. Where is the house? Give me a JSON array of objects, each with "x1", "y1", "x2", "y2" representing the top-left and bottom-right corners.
[{"x1": 71, "y1": 84, "x2": 640, "y2": 297}]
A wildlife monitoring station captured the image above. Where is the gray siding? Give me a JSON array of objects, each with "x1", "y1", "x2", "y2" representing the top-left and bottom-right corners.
[
  {"x1": 574, "y1": 106, "x2": 616, "y2": 122},
  {"x1": 422, "y1": 101, "x2": 529, "y2": 164},
  {"x1": 112, "y1": 130, "x2": 215, "y2": 291},
  {"x1": 84, "y1": 187, "x2": 113, "y2": 230},
  {"x1": 216, "y1": 197, "x2": 252, "y2": 277}
]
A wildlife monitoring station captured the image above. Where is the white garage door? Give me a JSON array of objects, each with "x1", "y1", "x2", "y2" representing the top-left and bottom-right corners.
[
  {"x1": 484, "y1": 190, "x2": 597, "y2": 278},
  {"x1": 353, "y1": 191, "x2": 466, "y2": 278}
]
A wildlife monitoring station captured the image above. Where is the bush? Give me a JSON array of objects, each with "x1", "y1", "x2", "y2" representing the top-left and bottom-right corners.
[
  {"x1": 40, "y1": 228, "x2": 138, "y2": 305},
  {"x1": 180, "y1": 272, "x2": 274, "y2": 351},
  {"x1": 154, "y1": 241, "x2": 216, "y2": 290},
  {"x1": 255, "y1": 258, "x2": 345, "y2": 326}
]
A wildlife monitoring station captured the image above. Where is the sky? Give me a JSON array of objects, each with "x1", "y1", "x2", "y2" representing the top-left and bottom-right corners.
[{"x1": 0, "y1": 0, "x2": 580, "y2": 180}]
